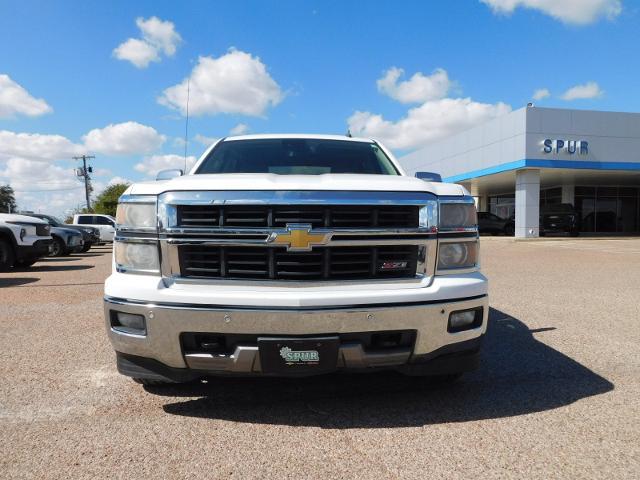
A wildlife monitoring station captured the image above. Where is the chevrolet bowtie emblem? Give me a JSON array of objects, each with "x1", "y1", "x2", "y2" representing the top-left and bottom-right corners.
[{"x1": 269, "y1": 224, "x2": 332, "y2": 251}]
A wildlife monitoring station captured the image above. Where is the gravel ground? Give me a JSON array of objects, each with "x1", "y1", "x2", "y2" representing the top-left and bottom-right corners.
[{"x1": 0, "y1": 239, "x2": 639, "y2": 479}]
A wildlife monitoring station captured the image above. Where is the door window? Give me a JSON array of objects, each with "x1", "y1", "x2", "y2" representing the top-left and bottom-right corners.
[{"x1": 96, "y1": 216, "x2": 114, "y2": 226}]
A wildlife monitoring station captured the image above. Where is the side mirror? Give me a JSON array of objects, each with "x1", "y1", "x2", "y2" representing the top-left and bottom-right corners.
[
  {"x1": 156, "y1": 169, "x2": 183, "y2": 181},
  {"x1": 415, "y1": 171, "x2": 442, "y2": 182}
]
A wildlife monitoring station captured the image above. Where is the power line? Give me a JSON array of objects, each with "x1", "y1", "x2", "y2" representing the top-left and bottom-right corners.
[{"x1": 13, "y1": 186, "x2": 84, "y2": 192}]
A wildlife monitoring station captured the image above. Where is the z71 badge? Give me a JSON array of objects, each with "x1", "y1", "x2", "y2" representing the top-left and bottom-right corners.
[{"x1": 280, "y1": 346, "x2": 320, "y2": 364}]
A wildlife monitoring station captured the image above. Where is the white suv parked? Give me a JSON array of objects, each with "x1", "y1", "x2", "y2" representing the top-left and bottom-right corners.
[
  {"x1": 72, "y1": 214, "x2": 116, "y2": 242},
  {"x1": 0, "y1": 213, "x2": 53, "y2": 270}
]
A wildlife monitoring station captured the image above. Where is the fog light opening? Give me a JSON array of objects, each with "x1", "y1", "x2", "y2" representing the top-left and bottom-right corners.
[
  {"x1": 111, "y1": 311, "x2": 147, "y2": 335},
  {"x1": 448, "y1": 307, "x2": 483, "y2": 333}
]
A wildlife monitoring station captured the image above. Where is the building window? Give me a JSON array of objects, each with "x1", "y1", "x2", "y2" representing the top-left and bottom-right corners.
[
  {"x1": 489, "y1": 194, "x2": 515, "y2": 219},
  {"x1": 575, "y1": 186, "x2": 639, "y2": 233}
]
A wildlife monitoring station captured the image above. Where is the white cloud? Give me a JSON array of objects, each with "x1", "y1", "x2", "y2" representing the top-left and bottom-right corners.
[
  {"x1": 107, "y1": 176, "x2": 132, "y2": 186},
  {"x1": 113, "y1": 16, "x2": 181, "y2": 68},
  {"x1": 560, "y1": 81, "x2": 604, "y2": 100},
  {"x1": 0, "y1": 130, "x2": 83, "y2": 161},
  {"x1": 377, "y1": 67, "x2": 451, "y2": 104},
  {"x1": 113, "y1": 38, "x2": 159, "y2": 68},
  {"x1": 348, "y1": 97, "x2": 511, "y2": 150},
  {"x1": 134, "y1": 154, "x2": 197, "y2": 176},
  {"x1": 83, "y1": 121, "x2": 166, "y2": 156},
  {"x1": 158, "y1": 49, "x2": 284, "y2": 117},
  {"x1": 0, "y1": 74, "x2": 53, "y2": 118},
  {"x1": 480, "y1": 0, "x2": 622, "y2": 25},
  {"x1": 194, "y1": 134, "x2": 219, "y2": 146},
  {"x1": 532, "y1": 88, "x2": 551, "y2": 100},
  {"x1": 229, "y1": 123, "x2": 250, "y2": 136},
  {"x1": 137, "y1": 16, "x2": 181, "y2": 56},
  {"x1": 0, "y1": 157, "x2": 88, "y2": 216}
]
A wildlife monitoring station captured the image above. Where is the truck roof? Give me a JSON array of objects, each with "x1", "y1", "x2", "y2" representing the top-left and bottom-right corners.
[{"x1": 223, "y1": 134, "x2": 374, "y2": 143}]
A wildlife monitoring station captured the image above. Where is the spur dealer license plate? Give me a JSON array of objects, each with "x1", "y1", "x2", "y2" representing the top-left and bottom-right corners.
[{"x1": 258, "y1": 336, "x2": 339, "y2": 374}]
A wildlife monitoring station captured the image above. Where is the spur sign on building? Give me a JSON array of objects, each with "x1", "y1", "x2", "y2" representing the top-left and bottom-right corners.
[{"x1": 542, "y1": 139, "x2": 589, "y2": 155}]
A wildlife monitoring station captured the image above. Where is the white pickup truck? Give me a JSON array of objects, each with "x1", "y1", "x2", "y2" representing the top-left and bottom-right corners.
[
  {"x1": 71, "y1": 213, "x2": 116, "y2": 242},
  {"x1": 105, "y1": 134, "x2": 488, "y2": 385}
]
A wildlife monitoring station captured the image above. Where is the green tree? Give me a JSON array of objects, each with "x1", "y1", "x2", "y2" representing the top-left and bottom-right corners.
[
  {"x1": 0, "y1": 185, "x2": 17, "y2": 213},
  {"x1": 92, "y1": 183, "x2": 130, "y2": 217}
]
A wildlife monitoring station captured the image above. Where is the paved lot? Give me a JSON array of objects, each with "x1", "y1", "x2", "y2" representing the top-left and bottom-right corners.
[{"x1": 1, "y1": 239, "x2": 639, "y2": 479}]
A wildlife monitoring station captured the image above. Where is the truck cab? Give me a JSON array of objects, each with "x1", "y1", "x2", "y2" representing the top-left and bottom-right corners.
[
  {"x1": 72, "y1": 214, "x2": 116, "y2": 242},
  {"x1": 104, "y1": 135, "x2": 488, "y2": 385}
]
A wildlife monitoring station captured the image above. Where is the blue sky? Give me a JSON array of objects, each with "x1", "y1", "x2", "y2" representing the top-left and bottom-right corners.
[{"x1": 0, "y1": 0, "x2": 638, "y2": 215}]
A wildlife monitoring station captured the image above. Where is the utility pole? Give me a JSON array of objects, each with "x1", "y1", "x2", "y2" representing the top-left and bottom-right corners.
[{"x1": 73, "y1": 155, "x2": 95, "y2": 211}]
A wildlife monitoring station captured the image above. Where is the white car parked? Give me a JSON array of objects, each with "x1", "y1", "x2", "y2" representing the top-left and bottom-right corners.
[
  {"x1": 71, "y1": 214, "x2": 116, "y2": 242},
  {"x1": 0, "y1": 213, "x2": 53, "y2": 270}
]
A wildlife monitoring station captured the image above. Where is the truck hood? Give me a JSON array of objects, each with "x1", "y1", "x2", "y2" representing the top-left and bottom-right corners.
[
  {"x1": 51, "y1": 226, "x2": 82, "y2": 236},
  {"x1": 126, "y1": 173, "x2": 467, "y2": 197},
  {"x1": 0, "y1": 213, "x2": 48, "y2": 224}
]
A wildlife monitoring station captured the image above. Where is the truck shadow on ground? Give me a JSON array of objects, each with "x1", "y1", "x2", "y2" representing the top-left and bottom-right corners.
[
  {"x1": 39, "y1": 257, "x2": 82, "y2": 262},
  {"x1": 154, "y1": 308, "x2": 614, "y2": 427},
  {"x1": 18, "y1": 264, "x2": 94, "y2": 273},
  {"x1": 0, "y1": 277, "x2": 39, "y2": 287}
]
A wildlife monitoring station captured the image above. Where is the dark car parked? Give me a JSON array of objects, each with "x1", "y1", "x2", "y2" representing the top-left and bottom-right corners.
[
  {"x1": 540, "y1": 203, "x2": 580, "y2": 236},
  {"x1": 477, "y1": 212, "x2": 514, "y2": 235},
  {"x1": 25, "y1": 213, "x2": 100, "y2": 252}
]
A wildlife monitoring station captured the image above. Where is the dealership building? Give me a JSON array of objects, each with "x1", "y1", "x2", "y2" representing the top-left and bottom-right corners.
[{"x1": 400, "y1": 106, "x2": 640, "y2": 237}]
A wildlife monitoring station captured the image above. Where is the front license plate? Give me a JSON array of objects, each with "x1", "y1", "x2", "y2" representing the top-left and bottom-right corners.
[{"x1": 258, "y1": 336, "x2": 339, "y2": 374}]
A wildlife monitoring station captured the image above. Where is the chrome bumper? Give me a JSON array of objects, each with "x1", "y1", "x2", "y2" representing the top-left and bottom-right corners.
[
  {"x1": 183, "y1": 342, "x2": 412, "y2": 373},
  {"x1": 105, "y1": 294, "x2": 488, "y2": 375}
]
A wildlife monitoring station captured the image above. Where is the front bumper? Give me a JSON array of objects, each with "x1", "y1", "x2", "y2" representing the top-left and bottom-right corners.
[
  {"x1": 15, "y1": 239, "x2": 53, "y2": 261},
  {"x1": 104, "y1": 293, "x2": 488, "y2": 378}
]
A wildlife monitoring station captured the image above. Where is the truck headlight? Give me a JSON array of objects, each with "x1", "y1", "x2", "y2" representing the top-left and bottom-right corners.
[
  {"x1": 114, "y1": 241, "x2": 160, "y2": 274},
  {"x1": 439, "y1": 201, "x2": 477, "y2": 231},
  {"x1": 437, "y1": 241, "x2": 479, "y2": 270},
  {"x1": 116, "y1": 197, "x2": 157, "y2": 230}
]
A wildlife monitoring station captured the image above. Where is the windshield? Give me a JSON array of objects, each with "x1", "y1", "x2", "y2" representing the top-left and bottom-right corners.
[
  {"x1": 32, "y1": 214, "x2": 63, "y2": 226},
  {"x1": 195, "y1": 139, "x2": 399, "y2": 175}
]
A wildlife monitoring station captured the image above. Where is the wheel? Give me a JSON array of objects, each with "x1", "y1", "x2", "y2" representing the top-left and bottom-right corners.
[
  {"x1": 49, "y1": 237, "x2": 66, "y2": 257},
  {"x1": 0, "y1": 238, "x2": 15, "y2": 271},
  {"x1": 80, "y1": 243, "x2": 91, "y2": 252}
]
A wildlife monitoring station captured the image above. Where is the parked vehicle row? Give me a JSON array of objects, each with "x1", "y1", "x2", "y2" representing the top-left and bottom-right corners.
[
  {"x1": 0, "y1": 212, "x2": 116, "y2": 271},
  {"x1": 27, "y1": 213, "x2": 101, "y2": 254}
]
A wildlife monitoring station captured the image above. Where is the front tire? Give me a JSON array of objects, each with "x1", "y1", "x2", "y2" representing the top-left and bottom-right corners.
[
  {"x1": 49, "y1": 237, "x2": 66, "y2": 257},
  {"x1": 0, "y1": 238, "x2": 15, "y2": 271},
  {"x1": 80, "y1": 243, "x2": 91, "y2": 252}
]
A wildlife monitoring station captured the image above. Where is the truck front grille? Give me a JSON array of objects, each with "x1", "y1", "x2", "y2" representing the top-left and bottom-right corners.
[
  {"x1": 179, "y1": 245, "x2": 419, "y2": 281},
  {"x1": 177, "y1": 205, "x2": 419, "y2": 229}
]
